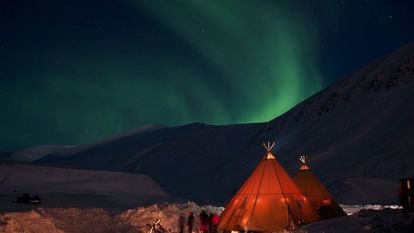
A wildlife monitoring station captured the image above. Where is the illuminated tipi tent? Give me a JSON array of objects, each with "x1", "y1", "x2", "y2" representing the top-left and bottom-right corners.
[
  {"x1": 293, "y1": 155, "x2": 346, "y2": 219},
  {"x1": 218, "y1": 142, "x2": 320, "y2": 232}
]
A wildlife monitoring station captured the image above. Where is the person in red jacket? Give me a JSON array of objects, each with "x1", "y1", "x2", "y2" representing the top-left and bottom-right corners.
[
  {"x1": 199, "y1": 210, "x2": 209, "y2": 233},
  {"x1": 209, "y1": 212, "x2": 219, "y2": 233}
]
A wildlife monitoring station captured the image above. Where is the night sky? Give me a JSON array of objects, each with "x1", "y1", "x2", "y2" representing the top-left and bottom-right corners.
[{"x1": 1, "y1": 0, "x2": 414, "y2": 150}]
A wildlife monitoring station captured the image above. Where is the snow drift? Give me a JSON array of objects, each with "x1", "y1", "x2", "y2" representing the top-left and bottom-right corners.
[
  {"x1": 0, "y1": 163, "x2": 168, "y2": 212},
  {"x1": 0, "y1": 203, "x2": 412, "y2": 233},
  {"x1": 0, "y1": 202, "x2": 223, "y2": 233}
]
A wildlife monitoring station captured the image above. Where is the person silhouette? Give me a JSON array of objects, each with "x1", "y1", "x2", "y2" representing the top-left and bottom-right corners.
[
  {"x1": 179, "y1": 213, "x2": 185, "y2": 233},
  {"x1": 187, "y1": 212, "x2": 194, "y2": 233},
  {"x1": 199, "y1": 210, "x2": 209, "y2": 233}
]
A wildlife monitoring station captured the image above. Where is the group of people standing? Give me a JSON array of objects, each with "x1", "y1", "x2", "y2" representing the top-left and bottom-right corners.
[{"x1": 179, "y1": 211, "x2": 220, "y2": 233}]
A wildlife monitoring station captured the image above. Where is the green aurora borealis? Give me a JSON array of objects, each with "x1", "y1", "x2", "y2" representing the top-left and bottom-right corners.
[
  {"x1": 1, "y1": 0, "x2": 413, "y2": 150},
  {"x1": 134, "y1": 0, "x2": 324, "y2": 121}
]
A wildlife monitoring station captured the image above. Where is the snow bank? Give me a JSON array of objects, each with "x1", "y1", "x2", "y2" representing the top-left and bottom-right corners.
[
  {"x1": 340, "y1": 204, "x2": 401, "y2": 215},
  {"x1": 0, "y1": 202, "x2": 223, "y2": 233},
  {"x1": 294, "y1": 208, "x2": 413, "y2": 233},
  {"x1": 119, "y1": 202, "x2": 223, "y2": 232},
  {"x1": 0, "y1": 164, "x2": 170, "y2": 213},
  {"x1": 1, "y1": 203, "x2": 413, "y2": 233},
  {"x1": 0, "y1": 208, "x2": 124, "y2": 233},
  {"x1": 0, "y1": 164, "x2": 168, "y2": 197}
]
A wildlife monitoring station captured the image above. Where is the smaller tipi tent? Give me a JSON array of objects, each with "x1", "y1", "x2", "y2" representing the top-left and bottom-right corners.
[
  {"x1": 293, "y1": 156, "x2": 346, "y2": 219},
  {"x1": 218, "y1": 143, "x2": 320, "y2": 232}
]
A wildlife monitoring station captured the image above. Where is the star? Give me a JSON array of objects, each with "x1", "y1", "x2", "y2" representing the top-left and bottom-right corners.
[
  {"x1": 201, "y1": 29, "x2": 205, "y2": 33},
  {"x1": 389, "y1": 15, "x2": 392, "y2": 19}
]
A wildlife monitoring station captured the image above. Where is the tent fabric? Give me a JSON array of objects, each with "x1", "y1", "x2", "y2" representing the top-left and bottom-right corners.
[
  {"x1": 293, "y1": 160, "x2": 346, "y2": 219},
  {"x1": 218, "y1": 146, "x2": 320, "y2": 232}
]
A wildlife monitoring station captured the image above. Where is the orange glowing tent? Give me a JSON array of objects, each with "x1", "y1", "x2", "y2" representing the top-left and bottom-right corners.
[
  {"x1": 218, "y1": 142, "x2": 320, "y2": 232},
  {"x1": 293, "y1": 156, "x2": 346, "y2": 219}
]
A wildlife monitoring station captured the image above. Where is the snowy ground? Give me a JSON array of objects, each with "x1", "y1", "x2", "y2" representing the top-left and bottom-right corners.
[
  {"x1": 0, "y1": 163, "x2": 169, "y2": 212},
  {"x1": 295, "y1": 208, "x2": 414, "y2": 233},
  {"x1": 0, "y1": 203, "x2": 413, "y2": 233},
  {"x1": 0, "y1": 202, "x2": 222, "y2": 233}
]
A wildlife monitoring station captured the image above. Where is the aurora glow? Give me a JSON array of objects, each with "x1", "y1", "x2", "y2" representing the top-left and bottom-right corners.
[
  {"x1": 1, "y1": 0, "x2": 413, "y2": 150},
  {"x1": 133, "y1": 0, "x2": 324, "y2": 122}
]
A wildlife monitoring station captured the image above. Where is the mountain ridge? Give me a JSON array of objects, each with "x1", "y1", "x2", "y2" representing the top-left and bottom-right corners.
[{"x1": 4, "y1": 41, "x2": 414, "y2": 205}]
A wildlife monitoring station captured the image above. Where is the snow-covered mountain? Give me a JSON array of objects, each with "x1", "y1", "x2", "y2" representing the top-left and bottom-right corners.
[
  {"x1": 0, "y1": 163, "x2": 169, "y2": 212},
  {"x1": 7, "y1": 124, "x2": 165, "y2": 162},
  {"x1": 18, "y1": 42, "x2": 414, "y2": 205},
  {"x1": 8, "y1": 145, "x2": 77, "y2": 162},
  {"x1": 35, "y1": 123, "x2": 265, "y2": 204}
]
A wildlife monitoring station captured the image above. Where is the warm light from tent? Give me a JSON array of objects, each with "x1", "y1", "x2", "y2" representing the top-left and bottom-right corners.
[
  {"x1": 266, "y1": 152, "x2": 275, "y2": 159},
  {"x1": 242, "y1": 218, "x2": 247, "y2": 225},
  {"x1": 280, "y1": 198, "x2": 288, "y2": 203},
  {"x1": 299, "y1": 164, "x2": 311, "y2": 170},
  {"x1": 407, "y1": 180, "x2": 411, "y2": 190},
  {"x1": 302, "y1": 196, "x2": 308, "y2": 202},
  {"x1": 322, "y1": 199, "x2": 330, "y2": 205}
]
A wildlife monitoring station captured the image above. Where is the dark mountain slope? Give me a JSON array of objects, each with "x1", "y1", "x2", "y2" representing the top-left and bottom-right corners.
[{"x1": 35, "y1": 42, "x2": 414, "y2": 204}]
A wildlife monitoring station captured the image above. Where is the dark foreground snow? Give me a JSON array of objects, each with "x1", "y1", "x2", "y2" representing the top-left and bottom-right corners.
[
  {"x1": 0, "y1": 203, "x2": 413, "y2": 233},
  {"x1": 0, "y1": 202, "x2": 222, "y2": 233},
  {"x1": 295, "y1": 208, "x2": 413, "y2": 233}
]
